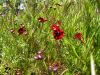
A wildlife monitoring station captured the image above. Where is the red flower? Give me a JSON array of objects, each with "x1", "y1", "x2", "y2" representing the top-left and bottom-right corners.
[
  {"x1": 18, "y1": 25, "x2": 26, "y2": 35},
  {"x1": 38, "y1": 17, "x2": 47, "y2": 23},
  {"x1": 74, "y1": 32, "x2": 82, "y2": 41},
  {"x1": 51, "y1": 24, "x2": 59, "y2": 31},
  {"x1": 52, "y1": 29, "x2": 64, "y2": 40},
  {"x1": 51, "y1": 24, "x2": 64, "y2": 40}
]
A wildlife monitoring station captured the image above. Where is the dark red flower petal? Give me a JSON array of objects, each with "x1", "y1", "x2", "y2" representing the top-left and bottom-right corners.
[
  {"x1": 51, "y1": 24, "x2": 60, "y2": 31},
  {"x1": 18, "y1": 25, "x2": 26, "y2": 35},
  {"x1": 74, "y1": 32, "x2": 82, "y2": 41},
  {"x1": 53, "y1": 29, "x2": 64, "y2": 40},
  {"x1": 38, "y1": 17, "x2": 47, "y2": 23}
]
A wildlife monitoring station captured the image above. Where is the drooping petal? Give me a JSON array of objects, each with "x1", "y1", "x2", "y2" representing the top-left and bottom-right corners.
[{"x1": 57, "y1": 20, "x2": 62, "y2": 26}]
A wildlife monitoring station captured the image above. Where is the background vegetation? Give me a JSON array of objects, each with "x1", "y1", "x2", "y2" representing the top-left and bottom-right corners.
[{"x1": 0, "y1": 0, "x2": 100, "y2": 75}]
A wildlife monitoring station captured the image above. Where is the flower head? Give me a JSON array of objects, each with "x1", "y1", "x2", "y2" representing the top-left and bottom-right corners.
[
  {"x1": 74, "y1": 32, "x2": 83, "y2": 42},
  {"x1": 34, "y1": 50, "x2": 44, "y2": 60},
  {"x1": 38, "y1": 17, "x2": 47, "y2": 23},
  {"x1": 34, "y1": 54, "x2": 44, "y2": 60},
  {"x1": 48, "y1": 62, "x2": 60, "y2": 72},
  {"x1": 18, "y1": 25, "x2": 27, "y2": 35},
  {"x1": 52, "y1": 29, "x2": 64, "y2": 40}
]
